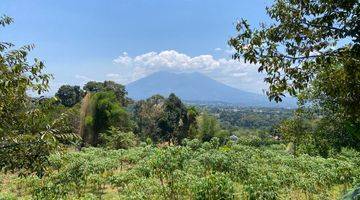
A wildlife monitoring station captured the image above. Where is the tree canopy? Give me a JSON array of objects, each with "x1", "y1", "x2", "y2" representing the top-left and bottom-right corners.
[
  {"x1": 56, "y1": 85, "x2": 84, "y2": 107},
  {"x1": 133, "y1": 94, "x2": 199, "y2": 144},
  {"x1": 80, "y1": 92, "x2": 133, "y2": 146},
  {"x1": 0, "y1": 15, "x2": 77, "y2": 176},
  {"x1": 229, "y1": 0, "x2": 359, "y2": 102},
  {"x1": 229, "y1": 0, "x2": 360, "y2": 151},
  {"x1": 83, "y1": 80, "x2": 130, "y2": 106}
]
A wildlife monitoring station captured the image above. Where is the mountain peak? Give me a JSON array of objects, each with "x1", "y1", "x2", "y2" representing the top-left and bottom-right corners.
[
  {"x1": 151, "y1": 71, "x2": 204, "y2": 77},
  {"x1": 126, "y1": 71, "x2": 296, "y2": 107}
]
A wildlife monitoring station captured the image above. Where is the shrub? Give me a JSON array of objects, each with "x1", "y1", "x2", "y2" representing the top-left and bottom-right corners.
[
  {"x1": 100, "y1": 126, "x2": 137, "y2": 149},
  {"x1": 192, "y1": 172, "x2": 235, "y2": 200}
]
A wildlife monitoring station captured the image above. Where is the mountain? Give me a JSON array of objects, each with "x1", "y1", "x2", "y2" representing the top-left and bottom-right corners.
[{"x1": 126, "y1": 71, "x2": 296, "y2": 108}]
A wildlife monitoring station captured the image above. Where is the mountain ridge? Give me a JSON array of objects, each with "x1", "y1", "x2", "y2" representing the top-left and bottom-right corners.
[{"x1": 126, "y1": 71, "x2": 296, "y2": 108}]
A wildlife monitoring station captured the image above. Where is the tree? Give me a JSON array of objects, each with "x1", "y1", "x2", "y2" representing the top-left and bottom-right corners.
[
  {"x1": 82, "y1": 92, "x2": 133, "y2": 146},
  {"x1": 103, "y1": 80, "x2": 129, "y2": 106},
  {"x1": 229, "y1": 0, "x2": 360, "y2": 149},
  {"x1": 158, "y1": 93, "x2": 190, "y2": 143},
  {"x1": 0, "y1": 15, "x2": 77, "y2": 176},
  {"x1": 99, "y1": 126, "x2": 137, "y2": 149},
  {"x1": 83, "y1": 81, "x2": 103, "y2": 93},
  {"x1": 133, "y1": 95, "x2": 166, "y2": 141},
  {"x1": 187, "y1": 106, "x2": 199, "y2": 138},
  {"x1": 197, "y1": 112, "x2": 221, "y2": 142},
  {"x1": 133, "y1": 94, "x2": 198, "y2": 144},
  {"x1": 278, "y1": 112, "x2": 315, "y2": 156},
  {"x1": 229, "y1": 0, "x2": 359, "y2": 102},
  {"x1": 56, "y1": 85, "x2": 84, "y2": 107},
  {"x1": 83, "y1": 81, "x2": 130, "y2": 106}
]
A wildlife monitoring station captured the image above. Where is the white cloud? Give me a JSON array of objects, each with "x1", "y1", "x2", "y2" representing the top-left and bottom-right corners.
[
  {"x1": 214, "y1": 47, "x2": 222, "y2": 51},
  {"x1": 74, "y1": 74, "x2": 97, "y2": 87},
  {"x1": 106, "y1": 73, "x2": 120, "y2": 78},
  {"x1": 113, "y1": 50, "x2": 267, "y2": 93},
  {"x1": 113, "y1": 52, "x2": 132, "y2": 65},
  {"x1": 233, "y1": 72, "x2": 248, "y2": 77},
  {"x1": 75, "y1": 74, "x2": 92, "y2": 81}
]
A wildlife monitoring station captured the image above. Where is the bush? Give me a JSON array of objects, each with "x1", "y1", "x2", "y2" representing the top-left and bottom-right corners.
[
  {"x1": 100, "y1": 126, "x2": 137, "y2": 149},
  {"x1": 193, "y1": 172, "x2": 235, "y2": 200},
  {"x1": 2, "y1": 140, "x2": 360, "y2": 199}
]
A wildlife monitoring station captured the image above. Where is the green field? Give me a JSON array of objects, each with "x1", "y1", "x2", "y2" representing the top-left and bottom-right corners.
[{"x1": 1, "y1": 139, "x2": 359, "y2": 200}]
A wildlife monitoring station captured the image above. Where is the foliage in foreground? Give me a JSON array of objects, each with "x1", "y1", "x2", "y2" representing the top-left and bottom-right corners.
[
  {"x1": 1, "y1": 140, "x2": 359, "y2": 200},
  {"x1": 229, "y1": 0, "x2": 360, "y2": 152},
  {"x1": 0, "y1": 15, "x2": 78, "y2": 177}
]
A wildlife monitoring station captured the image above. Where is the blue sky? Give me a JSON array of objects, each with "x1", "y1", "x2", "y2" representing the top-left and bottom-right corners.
[{"x1": 1, "y1": 0, "x2": 272, "y2": 94}]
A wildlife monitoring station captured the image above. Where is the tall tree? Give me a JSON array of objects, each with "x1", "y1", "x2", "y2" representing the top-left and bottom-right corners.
[
  {"x1": 83, "y1": 81, "x2": 130, "y2": 106},
  {"x1": 103, "y1": 80, "x2": 129, "y2": 106},
  {"x1": 187, "y1": 106, "x2": 199, "y2": 138},
  {"x1": 133, "y1": 94, "x2": 197, "y2": 143},
  {"x1": 229, "y1": 0, "x2": 359, "y2": 102},
  {"x1": 56, "y1": 85, "x2": 84, "y2": 107},
  {"x1": 197, "y1": 112, "x2": 221, "y2": 142},
  {"x1": 83, "y1": 81, "x2": 103, "y2": 93},
  {"x1": 158, "y1": 93, "x2": 189, "y2": 143},
  {"x1": 82, "y1": 92, "x2": 132, "y2": 146},
  {"x1": 229, "y1": 0, "x2": 360, "y2": 149},
  {"x1": 133, "y1": 95, "x2": 166, "y2": 141}
]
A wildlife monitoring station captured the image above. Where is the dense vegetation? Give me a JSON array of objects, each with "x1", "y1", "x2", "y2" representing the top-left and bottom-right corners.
[
  {"x1": 198, "y1": 105, "x2": 293, "y2": 131},
  {"x1": 0, "y1": 15, "x2": 79, "y2": 177},
  {"x1": 229, "y1": 0, "x2": 360, "y2": 156},
  {"x1": 1, "y1": 0, "x2": 360, "y2": 199},
  {"x1": 1, "y1": 141, "x2": 360, "y2": 199}
]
